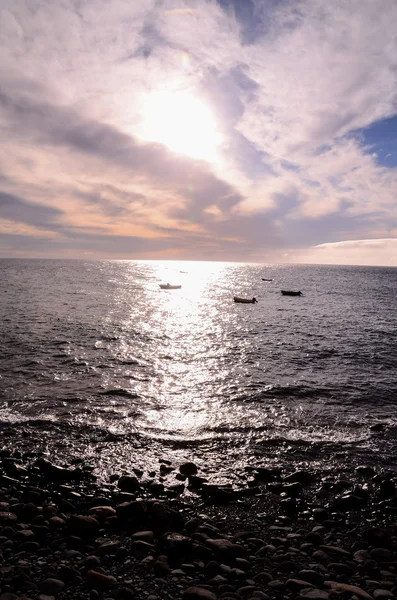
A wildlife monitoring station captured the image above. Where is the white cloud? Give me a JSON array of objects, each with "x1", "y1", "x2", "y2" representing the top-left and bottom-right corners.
[{"x1": 0, "y1": 0, "x2": 397, "y2": 261}]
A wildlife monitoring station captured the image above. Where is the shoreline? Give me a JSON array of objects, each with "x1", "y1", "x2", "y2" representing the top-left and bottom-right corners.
[{"x1": 1, "y1": 438, "x2": 397, "y2": 600}]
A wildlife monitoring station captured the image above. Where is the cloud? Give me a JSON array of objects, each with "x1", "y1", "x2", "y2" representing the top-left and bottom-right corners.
[
  {"x1": 289, "y1": 238, "x2": 397, "y2": 266},
  {"x1": 0, "y1": 0, "x2": 396, "y2": 262}
]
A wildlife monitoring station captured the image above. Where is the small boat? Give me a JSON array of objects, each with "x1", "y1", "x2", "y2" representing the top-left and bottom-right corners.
[
  {"x1": 262, "y1": 278, "x2": 273, "y2": 282},
  {"x1": 159, "y1": 283, "x2": 181, "y2": 290},
  {"x1": 234, "y1": 296, "x2": 258, "y2": 304},
  {"x1": 281, "y1": 290, "x2": 302, "y2": 296}
]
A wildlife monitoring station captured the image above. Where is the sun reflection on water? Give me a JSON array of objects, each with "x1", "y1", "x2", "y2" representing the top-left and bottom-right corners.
[{"x1": 140, "y1": 261, "x2": 234, "y2": 438}]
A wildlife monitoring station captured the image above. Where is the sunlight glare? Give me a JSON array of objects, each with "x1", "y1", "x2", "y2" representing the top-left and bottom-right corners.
[{"x1": 141, "y1": 91, "x2": 222, "y2": 161}]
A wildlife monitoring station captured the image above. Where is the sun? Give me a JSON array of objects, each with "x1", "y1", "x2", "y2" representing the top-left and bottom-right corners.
[{"x1": 140, "y1": 90, "x2": 222, "y2": 161}]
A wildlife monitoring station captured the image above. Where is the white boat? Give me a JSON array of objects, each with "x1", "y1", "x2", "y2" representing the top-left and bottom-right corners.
[{"x1": 159, "y1": 283, "x2": 181, "y2": 290}]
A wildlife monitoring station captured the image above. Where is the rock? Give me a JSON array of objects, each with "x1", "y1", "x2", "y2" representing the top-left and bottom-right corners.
[
  {"x1": 48, "y1": 516, "x2": 66, "y2": 529},
  {"x1": 130, "y1": 540, "x2": 154, "y2": 558},
  {"x1": 283, "y1": 470, "x2": 315, "y2": 485},
  {"x1": 354, "y1": 550, "x2": 371, "y2": 562},
  {"x1": 324, "y1": 581, "x2": 373, "y2": 600},
  {"x1": 298, "y1": 570, "x2": 325, "y2": 586},
  {"x1": 369, "y1": 548, "x2": 393, "y2": 562},
  {"x1": 97, "y1": 540, "x2": 121, "y2": 555},
  {"x1": 35, "y1": 458, "x2": 76, "y2": 483},
  {"x1": 206, "y1": 538, "x2": 246, "y2": 559},
  {"x1": 253, "y1": 572, "x2": 273, "y2": 583},
  {"x1": 68, "y1": 515, "x2": 100, "y2": 539},
  {"x1": 300, "y1": 590, "x2": 330, "y2": 600},
  {"x1": 333, "y1": 494, "x2": 366, "y2": 510},
  {"x1": 237, "y1": 586, "x2": 257, "y2": 597},
  {"x1": 319, "y1": 545, "x2": 351, "y2": 557},
  {"x1": 355, "y1": 465, "x2": 376, "y2": 477},
  {"x1": 117, "y1": 475, "x2": 140, "y2": 493},
  {"x1": 40, "y1": 578, "x2": 65, "y2": 595},
  {"x1": 88, "y1": 506, "x2": 117, "y2": 519},
  {"x1": 131, "y1": 530, "x2": 154, "y2": 542},
  {"x1": 362, "y1": 528, "x2": 392, "y2": 549},
  {"x1": 182, "y1": 587, "x2": 217, "y2": 600},
  {"x1": 113, "y1": 588, "x2": 135, "y2": 599},
  {"x1": 373, "y1": 590, "x2": 394, "y2": 599},
  {"x1": 287, "y1": 579, "x2": 315, "y2": 591},
  {"x1": 0, "y1": 512, "x2": 17, "y2": 524},
  {"x1": 179, "y1": 462, "x2": 198, "y2": 476},
  {"x1": 312, "y1": 550, "x2": 330, "y2": 563},
  {"x1": 87, "y1": 570, "x2": 114, "y2": 591},
  {"x1": 157, "y1": 532, "x2": 192, "y2": 560},
  {"x1": 154, "y1": 555, "x2": 171, "y2": 576}
]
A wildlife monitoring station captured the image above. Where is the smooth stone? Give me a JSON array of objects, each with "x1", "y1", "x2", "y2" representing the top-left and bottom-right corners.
[
  {"x1": 88, "y1": 506, "x2": 117, "y2": 519},
  {"x1": 298, "y1": 570, "x2": 325, "y2": 586},
  {"x1": 300, "y1": 590, "x2": 330, "y2": 600},
  {"x1": 182, "y1": 587, "x2": 217, "y2": 600},
  {"x1": 40, "y1": 578, "x2": 65, "y2": 595},
  {"x1": 373, "y1": 591, "x2": 394, "y2": 599},
  {"x1": 131, "y1": 530, "x2": 154, "y2": 542},
  {"x1": 324, "y1": 581, "x2": 373, "y2": 600},
  {"x1": 287, "y1": 579, "x2": 315, "y2": 591},
  {"x1": 370, "y1": 548, "x2": 393, "y2": 562},
  {"x1": 87, "y1": 570, "x2": 115, "y2": 590}
]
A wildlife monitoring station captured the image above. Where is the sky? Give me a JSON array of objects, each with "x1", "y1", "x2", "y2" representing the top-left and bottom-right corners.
[{"x1": 0, "y1": 0, "x2": 397, "y2": 265}]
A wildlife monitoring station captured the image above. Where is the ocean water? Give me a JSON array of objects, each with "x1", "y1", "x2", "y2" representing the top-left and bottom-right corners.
[{"x1": 1, "y1": 259, "x2": 397, "y2": 478}]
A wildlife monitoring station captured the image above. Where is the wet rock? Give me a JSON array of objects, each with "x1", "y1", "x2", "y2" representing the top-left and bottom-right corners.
[
  {"x1": 284, "y1": 470, "x2": 315, "y2": 485},
  {"x1": 355, "y1": 466, "x2": 376, "y2": 477},
  {"x1": 378, "y1": 480, "x2": 395, "y2": 500},
  {"x1": 35, "y1": 458, "x2": 76, "y2": 483},
  {"x1": 117, "y1": 475, "x2": 140, "y2": 493},
  {"x1": 201, "y1": 484, "x2": 234, "y2": 504},
  {"x1": 179, "y1": 462, "x2": 198, "y2": 476},
  {"x1": 333, "y1": 494, "x2": 367, "y2": 510}
]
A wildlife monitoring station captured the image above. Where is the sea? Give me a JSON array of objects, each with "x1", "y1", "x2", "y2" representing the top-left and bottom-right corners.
[{"x1": 1, "y1": 259, "x2": 397, "y2": 482}]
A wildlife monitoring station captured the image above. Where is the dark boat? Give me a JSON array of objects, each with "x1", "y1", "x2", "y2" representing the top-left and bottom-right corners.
[
  {"x1": 262, "y1": 278, "x2": 273, "y2": 281},
  {"x1": 234, "y1": 296, "x2": 258, "y2": 304},
  {"x1": 281, "y1": 290, "x2": 302, "y2": 296},
  {"x1": 159, "y1": 283, "x2": 181, "y2": 290}
]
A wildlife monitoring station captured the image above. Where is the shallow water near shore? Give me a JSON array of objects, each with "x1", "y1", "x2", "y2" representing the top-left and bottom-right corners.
[{"x1": 1, "y1": 259, "x2": 397, "y2": 481}]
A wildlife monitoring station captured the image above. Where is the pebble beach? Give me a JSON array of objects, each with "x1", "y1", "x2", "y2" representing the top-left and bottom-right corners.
[{"x1": 1, "y1": 438, "x2": 397, "y2": 600}]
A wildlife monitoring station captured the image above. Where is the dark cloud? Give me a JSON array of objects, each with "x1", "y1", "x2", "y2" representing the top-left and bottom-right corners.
[{"x1": 0, "y1": 191, "x2": 63, "y2": 228}]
